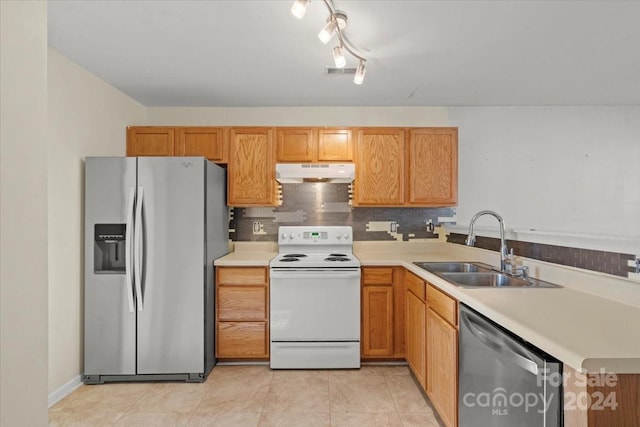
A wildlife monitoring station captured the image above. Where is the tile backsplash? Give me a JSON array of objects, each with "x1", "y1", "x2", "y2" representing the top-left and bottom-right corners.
[
  {"x1": 447, "y1": 233, "x2": 637, "y2": 278},
  {"x1": 229, "y1": 183, "x2": 457, "y2": 242},
  {"x1": 229, "y1": 183, "x2": 636, "y2": 279}
]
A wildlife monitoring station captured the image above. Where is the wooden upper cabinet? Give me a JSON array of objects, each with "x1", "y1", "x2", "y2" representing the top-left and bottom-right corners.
[
  {"x1": 127, "y1": 127, "x2": 175, "y2": 156},
  {"x1": 276, "y1": 128, "x2": 316, "y2": 162},
  {"x1": 354, "y1": 128, "x2": 405, "y2": 206},
  {"x1": 408, "y1": 128, "x2": 458, "y2": 206},
  {"x1": 176, "y1": 127, "x2": 227, "y2": 163},
  {"x1": 276, "y1": 127, "x2": 353, "y2": 162},
  {"x1": 227, "y1": 127, "x2": 276, "y2": 207},
  {"x1": 317, "y1": 128, "x2": 353, "y2": 161}
]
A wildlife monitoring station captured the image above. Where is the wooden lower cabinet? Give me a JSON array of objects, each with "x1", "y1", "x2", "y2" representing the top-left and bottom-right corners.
[
  {"x1": 564, "y1": 365, "x2": 640, "y2": 427},
  {"x1": 215, "y1": 266, "x2": 269, "y2": 359},
  {"x1": 406, "y1": 290, "x2": 426, "y2": 388},
  {"x1": 361, "y1": 267, "x2": 405, "y2": 359},
  {"x1": 217, "y1": 322, "x2": 268, "y2": 358},
  {"x1": 362, "y1": 285, "x2": 394, "y2": 357},
  {"x1": 427, "y1": 306, "x2": 458, "y2": 427}
]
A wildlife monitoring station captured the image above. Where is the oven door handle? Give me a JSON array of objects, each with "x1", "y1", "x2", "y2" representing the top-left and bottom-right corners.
[{"x1": 270, "y1": 270, "x2": 361, "y2": 280}]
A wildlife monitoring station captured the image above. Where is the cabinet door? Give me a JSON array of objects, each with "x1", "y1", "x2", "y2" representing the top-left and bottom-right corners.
[
  {"x1": 218, "y1": 286, "x2": 267, "y2": 321},
  {"x1": 228, "y1": 127, "x2": 276, "y2": 206},
  {"x1": 276, "y1": 128, "x2": 316, "y2": 162},
  {"x1": 176, "y1": 127, "x2": 227, "y2": 162},
  {"x1": 355, "y1": 128, "x2": 405, "y2": 206},
  {"x1": 317, "y1": 128, "x2": 353, "y2": 161},
  {"x1": 217, "y1": 322, "x2": 268, "y2": 358},
  {"x1": 406, "y1": 291, "x2": 426, "y2": 389},
  {"x1": 426, "y1": 308, "x2": 458, "y2": 427},
  {"x1": 408, "y1": 128, "x2": 458, "y2": 206},
  {"x1": 362, "y1": 285, "x2": 394, "y2": 357},
  {"x1": 126, "y1": 127, "x2": 175, "y2": 156}
]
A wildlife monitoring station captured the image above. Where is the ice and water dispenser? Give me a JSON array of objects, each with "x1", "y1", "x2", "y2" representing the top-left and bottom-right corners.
[{"x1": 94, "y1": 224, "x2": 126, "y2": 273}]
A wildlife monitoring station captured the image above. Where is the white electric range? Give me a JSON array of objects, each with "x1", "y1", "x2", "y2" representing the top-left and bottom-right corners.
[{"x1": 269, "y1": 226, "x2": 361, "y2": 369}]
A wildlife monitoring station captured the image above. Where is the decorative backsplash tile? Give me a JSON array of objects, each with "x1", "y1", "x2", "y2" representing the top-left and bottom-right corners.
[
  {"x1": 447, "y1": 232, "x2": 637, "y2": 278},
  {"x1": 230, "y1": 183, "x2": 457, "y2": 242},
  {"x1": 229, "y1": 183, "x2": 636, "y2": 279}
]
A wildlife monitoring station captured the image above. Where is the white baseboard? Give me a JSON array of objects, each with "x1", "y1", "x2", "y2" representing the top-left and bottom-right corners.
[{"x1": 48, "y1": 375, "x2": 82, "y2": 408}]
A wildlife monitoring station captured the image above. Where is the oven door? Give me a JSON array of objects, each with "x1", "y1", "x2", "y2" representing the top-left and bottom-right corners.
[
  {"x1": 270, "y1": 267, "x2": 361, "y2": 368},
  {"x1": 270, "y1": 268, "x2": 361, "y2": 342}
]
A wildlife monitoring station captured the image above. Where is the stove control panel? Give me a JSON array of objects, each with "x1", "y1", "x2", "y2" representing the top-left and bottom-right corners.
[{"x1": 278, "y1": 226, "x2": 353, "y2": 246}]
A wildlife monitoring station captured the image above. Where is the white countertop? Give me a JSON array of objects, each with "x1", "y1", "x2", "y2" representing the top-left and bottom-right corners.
[
  {"x1": 214, "y1": 240, "x2": 640, "y2": 373},
  {"x1": 214, "y1": 241, "x2": 277, "y2": 266}
]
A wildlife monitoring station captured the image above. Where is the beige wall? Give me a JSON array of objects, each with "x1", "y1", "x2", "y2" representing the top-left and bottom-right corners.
[
  {"x1": 47, "y1": 49, "x2": 145, "y2": 395},
  {"x1": 449, "y1": 106, "x2": 640, "y2": 239},
  {"x1": 146, "y1": 106, "x2": 449, "y2": 127},
  {"x1": 0, "y1": 1, "x2": 49, "y2": 425}
]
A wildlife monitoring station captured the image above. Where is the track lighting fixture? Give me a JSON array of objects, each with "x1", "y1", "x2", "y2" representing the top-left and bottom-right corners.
[{"x1": 290, "y1": 0, "x2": 367, "y2": 85}]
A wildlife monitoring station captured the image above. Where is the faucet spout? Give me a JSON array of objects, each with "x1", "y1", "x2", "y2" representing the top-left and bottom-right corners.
[{"x1": 465, "y1": 210, "x2": 509, "y2": 272}]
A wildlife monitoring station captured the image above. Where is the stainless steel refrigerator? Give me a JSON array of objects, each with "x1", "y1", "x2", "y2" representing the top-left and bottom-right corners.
[{"x1": 83, "y1": 157, "x2": 228, "y2": 383}]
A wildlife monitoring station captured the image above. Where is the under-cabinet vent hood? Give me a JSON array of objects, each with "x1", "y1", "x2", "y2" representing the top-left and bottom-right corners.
[{"x1": 275, "y1": 163, "x2": 355, "y2": 183}]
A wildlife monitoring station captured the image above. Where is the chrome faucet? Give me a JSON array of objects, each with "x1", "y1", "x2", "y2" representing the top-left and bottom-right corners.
[{"x1": 465, "y1": 210, "x2": 509, "y2": 272}]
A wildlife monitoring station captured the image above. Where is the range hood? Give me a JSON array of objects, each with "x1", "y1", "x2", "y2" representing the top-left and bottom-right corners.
[{"x1": 275, "y1": 163, "x2": 355, "y2": 183}]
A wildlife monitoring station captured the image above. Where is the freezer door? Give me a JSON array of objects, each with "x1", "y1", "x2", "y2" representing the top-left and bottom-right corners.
[
  {"x1": 136, "y1": 157, "x2": 205, "y2": 374},
  {"x1": 84, "y1": 157, "x2": 137, "y2": 375}
]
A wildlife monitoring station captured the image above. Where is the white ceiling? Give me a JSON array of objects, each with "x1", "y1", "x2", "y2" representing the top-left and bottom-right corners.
[{"x1": 47, "y1": 0, "x2": 640, "y2": 107}]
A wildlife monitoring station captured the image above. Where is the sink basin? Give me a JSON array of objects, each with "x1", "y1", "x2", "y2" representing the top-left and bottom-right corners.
[
  {"x1": 413, "y1": 261, "x2": 562, "y2": 288},
  {"x1": 413, "y1": 262, "x2": 493, "y2": 273},
  {"x1": 440, "y1": 272, "x2": 561, "y2": 288}
]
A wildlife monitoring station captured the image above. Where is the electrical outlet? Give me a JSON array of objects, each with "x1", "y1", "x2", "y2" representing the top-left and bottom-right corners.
[
  {"x1": 252, "y1": 222, "x2": 261, "y2": 234},
  {"x1": 426, "y1": 219, "x2": 435, "y2": 233}
]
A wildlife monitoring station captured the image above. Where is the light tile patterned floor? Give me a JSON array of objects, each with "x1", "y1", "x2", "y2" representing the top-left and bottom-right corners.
[{"x1": 49, "y1": 365, "x2": 442, "y2": 427}]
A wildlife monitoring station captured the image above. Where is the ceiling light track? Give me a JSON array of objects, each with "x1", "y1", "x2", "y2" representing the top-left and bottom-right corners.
[{"x1": 291, "y1": 0, "x2": 367, "y2": 85}]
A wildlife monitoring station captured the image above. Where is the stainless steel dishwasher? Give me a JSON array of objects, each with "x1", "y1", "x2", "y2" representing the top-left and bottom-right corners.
[{"x1": 459, "y1": 304, "x2": 562, "y2": 427}]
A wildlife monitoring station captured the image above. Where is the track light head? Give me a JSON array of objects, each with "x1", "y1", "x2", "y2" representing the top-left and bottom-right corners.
[
  {"x1": 354, "y1": 61, "x2": 366, "y2": 85},
  {"x1": 290, "y1": 0, "x2": 310, "y2": 19},
  {"x1": 318, "y1": 19, "x2": 338, "y2": 44},
  {"x1": 333, "y1": 46, "x2": 346, "y2": 68}
]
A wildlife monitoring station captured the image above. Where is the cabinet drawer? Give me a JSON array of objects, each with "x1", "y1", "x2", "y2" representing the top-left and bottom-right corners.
[
  {"x1": 217, "y1": 322, "x2": 268, "y2": 358},
  {"x1": 427, "y1": 284, "x2": 457, "y2": 326},
  {"x1": 362, "y1": 267, "x2": 394, "y2": 285},
  {"x1": 218, "y1": 286, "x2": 267, "y2": 321},
  {"x1": 405, "y1": 271, "x2": 425, "y2": 301},
  {"x1": 217, "y1": 267, "x2": 268, "y2": 285}
]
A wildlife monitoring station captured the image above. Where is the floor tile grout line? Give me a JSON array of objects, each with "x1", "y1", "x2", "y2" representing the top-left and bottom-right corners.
[
  {"x1": 257, "y1": 368, "x2": 275, "y2": 424},
  {"x1": 382, "y1": 371, "x2": 405, "y2": 423}
]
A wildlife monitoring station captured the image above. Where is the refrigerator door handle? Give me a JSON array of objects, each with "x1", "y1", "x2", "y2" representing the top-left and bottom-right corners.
[
  {"x1": 124, "y1": 187, "x2": 135, "y2": 312},
  {"x1": 134, "y1": 186, "x2": 144, "y2": 311}
]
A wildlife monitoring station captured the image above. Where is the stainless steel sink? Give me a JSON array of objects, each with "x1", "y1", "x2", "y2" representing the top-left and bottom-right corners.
[
  {"x1": 442, "y1": 272, "x2": 560, "y2": 288},
  {"x1": 413, "y1": 262, "x2": 562, "y2": 288},
  {"x1": 413, "y1": 261, "x2": 493, "y2": 273}
]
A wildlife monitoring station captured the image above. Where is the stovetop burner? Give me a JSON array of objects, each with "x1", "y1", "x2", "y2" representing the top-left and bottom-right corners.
[
  {"x1": 271, "y1": 226, "x2": 360, "y2": 269},
  {"x1": 325, "y1": 257, "x2": 352, "y2": 262}
]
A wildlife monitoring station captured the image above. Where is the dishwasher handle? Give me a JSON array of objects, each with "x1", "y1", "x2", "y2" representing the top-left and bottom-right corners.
[{"x1": 461, "y1": 311, "x2": 539, "y2": 376}]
